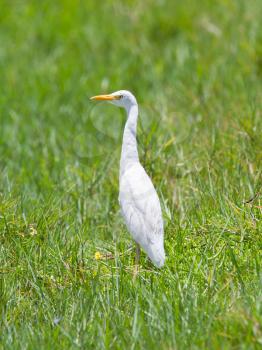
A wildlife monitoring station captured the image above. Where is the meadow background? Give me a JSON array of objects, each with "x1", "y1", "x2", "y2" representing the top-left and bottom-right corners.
[{"x1": 0, "y1": 0, "x2": 261, "y2": 349}]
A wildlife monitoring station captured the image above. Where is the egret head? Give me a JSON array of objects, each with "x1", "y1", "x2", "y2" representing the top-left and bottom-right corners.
[{"x1": 90, "y1": 90, "x2": 137, "y2": 110}]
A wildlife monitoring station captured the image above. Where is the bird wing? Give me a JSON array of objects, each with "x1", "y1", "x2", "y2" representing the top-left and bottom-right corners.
[{"x1": 119, "y1": 163, "x2": 165, "y2": 266}]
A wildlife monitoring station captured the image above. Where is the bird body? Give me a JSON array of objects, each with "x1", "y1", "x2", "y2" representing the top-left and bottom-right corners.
[
  {"x1": 90, "y1": 90, "x2": 165, "y2": 268},
  {"x1": 119, "y1": 163, "x2": 165, "y2": 267}
]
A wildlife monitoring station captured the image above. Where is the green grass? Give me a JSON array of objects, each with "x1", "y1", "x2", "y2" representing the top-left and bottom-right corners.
[{"x1": 0, "y1": 0, "x2": 262, "y2": 349}]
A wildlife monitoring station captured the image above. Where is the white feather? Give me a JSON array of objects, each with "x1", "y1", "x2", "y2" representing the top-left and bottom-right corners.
[
  {"x1": 117, "y1": 91, "x2": 165, "y2": 268},
  {"x1": 91, "y1": 90, "x2": 166, "y2": 267},
  {"x1": 119, "y1": 163, "x2": 165, "y2": 267}
]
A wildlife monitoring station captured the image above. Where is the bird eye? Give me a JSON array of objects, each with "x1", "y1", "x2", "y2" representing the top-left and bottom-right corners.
[{"x1": 119, "y1": 95, "x2": 123, "y2": 99}]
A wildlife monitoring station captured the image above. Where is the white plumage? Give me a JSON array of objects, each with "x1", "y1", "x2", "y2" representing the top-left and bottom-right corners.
[{"x1": 90, "y1": 90, "x2": 165, "y2": 268}]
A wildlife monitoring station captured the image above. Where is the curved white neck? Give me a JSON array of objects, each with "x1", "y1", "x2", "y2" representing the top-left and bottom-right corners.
[{"x1": 120, "y1": 104, "x2": 139, "y2": 177}]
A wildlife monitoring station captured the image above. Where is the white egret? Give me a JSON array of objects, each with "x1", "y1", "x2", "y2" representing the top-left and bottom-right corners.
[{"x1": 90, "y1": 90, "x2": 165, "y2": 268}]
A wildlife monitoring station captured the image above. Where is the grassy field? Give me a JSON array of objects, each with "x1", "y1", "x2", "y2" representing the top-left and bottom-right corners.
[{"x1": 0, "y1": 0, "x2": 261, "y2": 349}]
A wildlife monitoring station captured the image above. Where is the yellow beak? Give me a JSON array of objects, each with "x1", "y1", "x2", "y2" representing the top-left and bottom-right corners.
[{"x1": 90, "y1": 94, "x2": 120, "y2": 101}]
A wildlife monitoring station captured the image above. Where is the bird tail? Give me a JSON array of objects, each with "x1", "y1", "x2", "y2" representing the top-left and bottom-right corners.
[{"x1": 147, "y1": 244, "x2": 165, "y2": 268}]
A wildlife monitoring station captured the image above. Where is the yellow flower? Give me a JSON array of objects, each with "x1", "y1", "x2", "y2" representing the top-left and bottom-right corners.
[
  {"x1": 29, "y1": 227, "x2": 37, "y2": 236},
  {"x1": 94, "y1": 251, "x2": 102, "y2": 260},
  {"x1": 29, "y1": 224, "x2": 37, "y2": 236}
]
